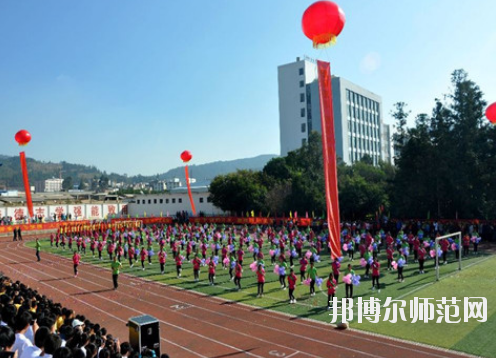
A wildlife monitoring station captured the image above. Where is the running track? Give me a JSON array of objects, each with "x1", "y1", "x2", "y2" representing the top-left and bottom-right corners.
[{"x1": 0, "y1": 240, "x2": 473, "y2": 358}]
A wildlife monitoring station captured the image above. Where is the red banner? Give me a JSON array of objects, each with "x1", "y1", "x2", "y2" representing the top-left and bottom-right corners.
[
  {"x1": 185, "y1": 165, "x2": 197, "y2": 216},
  {"x1": 317, "y1": 60, "x2": 341, "y2": 259},
  {"x1": 20, "y1": 151, "x2": 34, "y2": 218}
]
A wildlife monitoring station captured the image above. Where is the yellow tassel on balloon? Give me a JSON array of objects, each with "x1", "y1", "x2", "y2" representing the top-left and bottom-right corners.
[{"x1": 312, "y1": 33, "x2": 337, "y2": 49}]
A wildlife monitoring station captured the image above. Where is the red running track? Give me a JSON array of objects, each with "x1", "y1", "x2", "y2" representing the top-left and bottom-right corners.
[{"x1": 0, "y1": 241, "x2": 473, "y2": 358}]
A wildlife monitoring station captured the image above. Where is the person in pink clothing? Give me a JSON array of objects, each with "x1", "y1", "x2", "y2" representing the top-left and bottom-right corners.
[
  {"x1": 256, "y1": 264, "x2": 265, "y2": 298},
  {"x1": 72, "y1": 251, "x2": 81, "y2": 277}
]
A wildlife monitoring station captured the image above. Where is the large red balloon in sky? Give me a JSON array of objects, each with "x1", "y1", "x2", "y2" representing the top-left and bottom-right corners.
[
  {"x1": 302, "y1": 1, "x2": 345, "y2": 48},
  {"x1": 486, "y1": 102, "x2": 496, "y2": 124},
  {"x1": 180, "y1": 150, "x2": 192, "y2": 163},
  {"x1": 15, "y1": 130, "x2": 32, "y2": 146}
]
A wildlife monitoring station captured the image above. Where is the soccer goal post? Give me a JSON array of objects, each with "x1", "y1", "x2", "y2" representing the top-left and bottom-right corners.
[{"x1": 434, "y1": 231, "x2": 462, "y2": 282}]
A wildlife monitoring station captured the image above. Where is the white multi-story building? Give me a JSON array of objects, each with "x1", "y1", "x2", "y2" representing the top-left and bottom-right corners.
[
  {"x1": 44, "y1": 178, "x2": 64, "y2": 192},
  {"x1": 278, "y1": 56, "x2": 393, "y2": 165}
]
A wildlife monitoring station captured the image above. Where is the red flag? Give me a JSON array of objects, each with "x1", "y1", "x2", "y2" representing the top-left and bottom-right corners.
[
  {"x1": 317, "y1": 60, "x2": 341, "y2": 260},
  {"x1": 20, "y1": 152, "x2": 34, "y2": 218}
]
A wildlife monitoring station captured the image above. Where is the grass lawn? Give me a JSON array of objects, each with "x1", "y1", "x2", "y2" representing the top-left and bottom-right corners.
[{"x1": 28, "y1": 238, "x2": 495, "y2": 357}]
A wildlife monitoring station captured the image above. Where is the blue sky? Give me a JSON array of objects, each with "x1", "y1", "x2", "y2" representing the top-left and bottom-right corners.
[{"x1": 1, "y1": 0, "x2": 495, "y2": 176}]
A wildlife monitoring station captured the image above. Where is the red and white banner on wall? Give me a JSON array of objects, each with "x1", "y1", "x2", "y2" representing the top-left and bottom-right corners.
[{"x1": 317, "y1": 60, "x2": 341, "y2": 260}]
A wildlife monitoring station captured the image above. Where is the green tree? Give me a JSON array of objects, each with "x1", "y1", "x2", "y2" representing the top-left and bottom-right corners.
[
  {"x1": 208, "y1": 170, "x2": 267, "y2": 214},
  {"x1": 62, "y1": 176, "x2": 73, "y2": 191},
  {"x1": 391, "y1": 102, "x2": 410, "y2": 164}
]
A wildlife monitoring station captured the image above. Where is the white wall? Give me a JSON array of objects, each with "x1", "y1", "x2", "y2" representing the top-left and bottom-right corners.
[
  {"x1": 0, "y1": 203, "x2": 128, "y2": 221},
  {"x1": 129, "y1": 191, "x2": 223, "y2": 217}
]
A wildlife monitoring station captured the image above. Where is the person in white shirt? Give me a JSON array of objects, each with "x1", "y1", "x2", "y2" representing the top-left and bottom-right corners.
[
  {"x1": 12, "y1": 312, "x2": 33, "y2": 358},
  {"x1": 20, "y1": 327, "x2": 50, "y2": 358}
]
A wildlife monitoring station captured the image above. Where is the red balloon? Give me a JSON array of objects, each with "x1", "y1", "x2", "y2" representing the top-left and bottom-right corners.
[
  {"x1": 180, "y1": 150, "x2": 192, "y2": 163},
  {"x1": 15, "y1": 130, "x2": 32, "y2": 146},
  {"x1": 486, "y1": 102, "x2": 496, "y2": 124},
  {"x1": 302, "y1": 1, "x2": 345, "y2": 48}
]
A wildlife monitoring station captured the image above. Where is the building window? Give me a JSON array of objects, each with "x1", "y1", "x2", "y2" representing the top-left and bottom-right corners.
[
  {"x1": 207, "y1": 197, "x2": 211, "y2": 203},
  {"x1": 154, "y1": 199, "x2": 157, "y2": 204},
  {"x1": 166, "y1": 199, "x2": 169, "y2": 204},
  {"x1": 299, "y1": 68, "x2": 304, "y2": 75},
  {"x1": 302, "y1": 138, "x2": 307, "y2": 146},
  {"x1": 299, "y1": 80, "x2": 304, "y2": 87},
  {"x1": 300, "y1": 93, "x2": 305, "y2": 102},
  {"x1": 199, "y1": 197, "x2": 204, "y2": 203},
  {"x1": 137, "y1": 200, "x2": 140, "y2": 204},
  {"x1": 172, "y1": 198, "x2": 176, "y2": 204},
  {"x1": 160, "y1": 199, "x2": 163, "y2": 204},
  {"x1": 148, "y1": 199, "x2": 151, "y2": 204},
  {"x1": 301, "y1": 123, "x2": 306, "y2": 132},
  {"x1": 178, "y1": 198, "x2": 182, "y2": 203},
  {"x1": 300, "y1": 108, "x2": 305, "y2": 117}
]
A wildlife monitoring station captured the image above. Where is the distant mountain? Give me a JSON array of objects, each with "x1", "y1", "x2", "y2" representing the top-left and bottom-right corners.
[
  {"x1": 0, "y1": 154, "x2": 278, "y2": 190},
  {"x1": 158, "y1": 154, "x2": 278, "y2": 184}
]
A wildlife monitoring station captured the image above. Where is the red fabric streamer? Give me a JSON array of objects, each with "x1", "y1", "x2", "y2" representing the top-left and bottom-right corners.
[
  {"x1": 317, "y1": 60, "x2": 341, "y2": 260},
  {"x1": 19, "y1": 151, "x2": 34, "y2": 219},
  {"x1": 185, "y1": 165, "x2": 196, "y2": 216}
]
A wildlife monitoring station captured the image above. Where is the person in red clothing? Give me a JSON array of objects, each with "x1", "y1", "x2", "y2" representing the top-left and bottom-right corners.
[
  {"x1": 186, "y1": 240, "x2": 192, "y2": 261},
  {"x1": 175, "y1": 254, "x2": 183, "y2": 278},
  {"x1": 158, "y1": 248, "x2": 167, "y2": 274},
  {"x1": 208, "y1": 256, "x2": 216, "y2": 285},
  {"x1": 413, "y1": 236, "x2": 420, "y2": 263},
  {"x1": 440, "y1": 238, "x2": 450, "y2": 264},
  {"x1": 331, "y1": 258, "x2": 341, "y2": 282},
  {"x1": 299, "y1": 256, "x2": 308, "y2": 282},
  {"x1": 417, "y1": 244, "x2": 426, "y2": 274},
  {"x1": 72, "y1": 251, "x2": 81, "y2": 278},
  {"x1": 128, "y1": 244, "x2": 135, "y2": 268},
  {"x1": 326, "y1": 273, "x2": 337, "y2": 310},
  {"x1": 371, "y1": 257, "x2": 381, "y2": 292},
  {"x1": 221, "y1": 245, "x2": 228, "y2": 269},
  {"x1": 140, "y1": 247, "x2": 148, "y2": 271},
  {"x1": 386, "y1": 246, "x2": 394, "y2": 270},
  {"x1": 97, "y1": 240, "x2": 104, "y2": 260},
  {"x1": 116, "y1": 244, "x2": 124, "y2": 262},
  {"x1": 192, "y1": 254, "x2": 201, "y2": 282},
  {"x1": 234, "y1": 260, "x2": 243, "y2": 290},
  {"x1": 288, "y1": 268, "x2": 297, "y2": 303},
  {"x1": 256, "y1": 264, "x2": 265, "y2": 298},
  {"x1": 237, "y1": 247, "x2": 245, "y2": 266},
  {"x1": 462, "y1": 234, "x2": 470, "y2": 257}
]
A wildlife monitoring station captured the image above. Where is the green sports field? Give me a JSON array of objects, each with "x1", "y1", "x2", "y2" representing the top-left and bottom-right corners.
[{"x1": 28, "y1": 239, "x2": 496, "y2": 357}]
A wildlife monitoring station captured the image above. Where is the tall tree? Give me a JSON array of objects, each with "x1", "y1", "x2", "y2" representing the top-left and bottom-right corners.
[
  {"x1": 62, "y1": 176, "x2": 73, "y2": 191},
  {"x1": 391, "y1": 102, "x2": 411, "y2": 164}
]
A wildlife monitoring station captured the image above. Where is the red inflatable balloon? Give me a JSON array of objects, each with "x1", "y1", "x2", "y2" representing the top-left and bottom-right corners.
[
  {"x1": 180, "y1": 150, "x2": 192, "y2": 163},
  {"x1": 486, "y1": 102, "x2": 496, "y2": 124},
  {"x1": 15, "y1": 130, "x2": 32, "y2": 146},
  {"x1": 302, "y1": 1, "x2": 345, "y2": 48}
]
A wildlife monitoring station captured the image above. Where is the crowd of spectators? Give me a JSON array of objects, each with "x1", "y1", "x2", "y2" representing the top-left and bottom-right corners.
[{"x1": 0, "y1": 276, "x2": 168, "y2": 358}]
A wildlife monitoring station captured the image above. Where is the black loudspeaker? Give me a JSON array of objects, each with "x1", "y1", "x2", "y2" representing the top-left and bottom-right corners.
[{"x1": 128, "y1": 315, "x2": 160, "y2": 357}]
